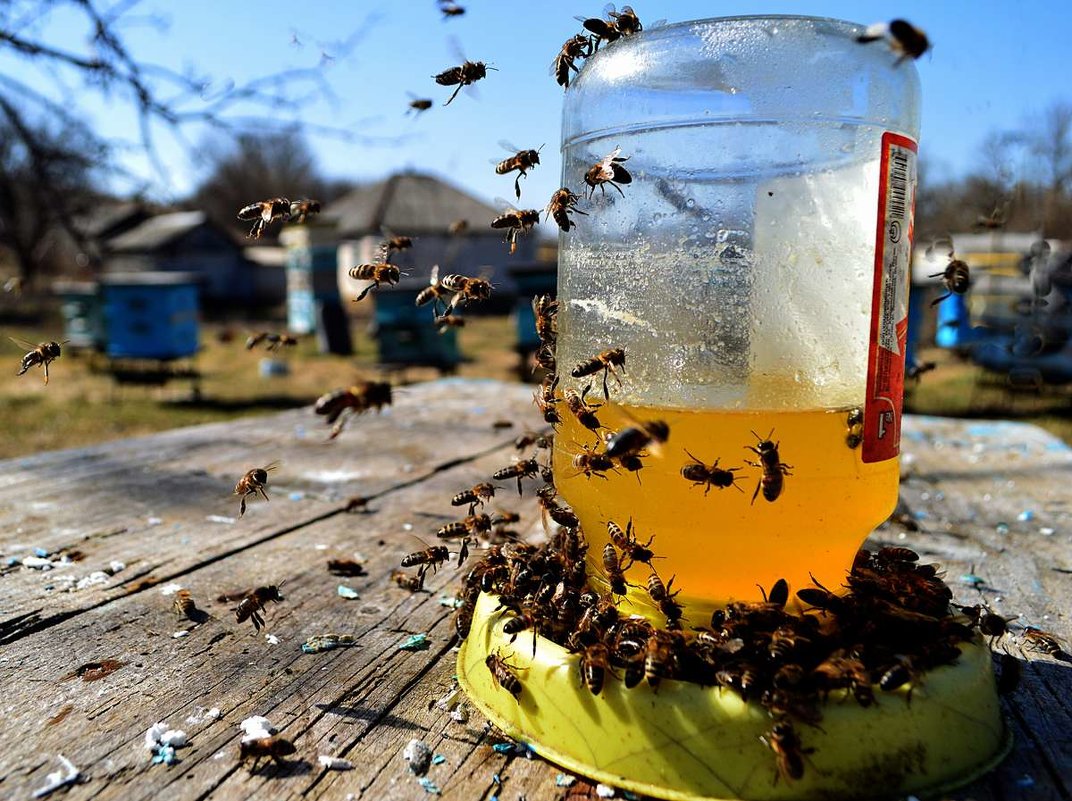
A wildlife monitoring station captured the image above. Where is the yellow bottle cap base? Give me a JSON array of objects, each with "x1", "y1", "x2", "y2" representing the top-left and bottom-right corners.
[{"x1": 457, "y1": 592, "x2": 1011, "y2": 801}]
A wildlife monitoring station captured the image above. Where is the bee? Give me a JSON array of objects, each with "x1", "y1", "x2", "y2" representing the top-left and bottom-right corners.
[
  {"x1": 407, "y1": 93, "x2": 433, "y2": 114},
  {"x1": 571, "y1": 443, "x2": 615, "y2": 479},
  {"x1": 173, "y1": 589, "x2": 198, "y2": 619},
  {"x1": 759, "y1": 578, "x2": 790, "y2": 608},
  {"x1": 434, "y1": 314, "x2": 466, "y2": 334},
  {"x1": 545, "y1": 187, "x2": 587, "y2": 232},
  {"x1": 448, "y1": 218, "x2": 469, "y2": 236},
  {"x1": 441, "y1": 272, "x2": 492, "y2": 313},
  {"x1": 856, "y1": 19, "x2": 930, "y2": 64},
  {"x1": 495, "y1": 143, "x2": 543, "y2": 200},
  {"x1": 237, "y1": 197, "x2": 290, "y2": 239},
  {"x1": 239, "y1": 736, "x2": 297, "y2": 769},
  {"x1": 12, "y1": 338, "x2": 67, "y2": 384},
  {"x1": 563, "y1": 386, "x2": 602, "y2": 431},
  {"x1": 552, "y1": 34, "x2": 592, "y2": 89},
  {"x1": 433, "y1": 59, "x2": 493, "y2": 105},
  {"x1": 845, "y1": 407, "x2": 864, "y2": 449},
  {"x1": 580, "y1": 11, "x2": 621, "y2": 51},
  {"x1": 415, "y1": 265, "x2": 451, "y2": 314},
  {"x1": 680, "y1": 451, "x2": 743, "y2": 495},
  {"x1": 584, "y1": 146, "x2": 632, "y2": 198},
  {"x1": 602, "y1": 543, "x2": 629, "y2": 596},
  {"x1": 349, "y1": 262, "x2": 401, "y2": 301},
  {"x1": 452, "y1": 482, "x2": 497, "y2": 514},
  {"x1": 579, "y1": 642, "x2": 615, "y2": 694},
  {"x1": 536, "y1": 485, "x2": 579, "y2": 529},
  {"x1": 906, "y1": 360, "x2": 937, "y2": 383},
  {"x1": 646, "y1": 572, "x2": 683, "y2": 628},
  {"x1": 744, "y1": 429, "x2": 792, "y2": 505},
  {"x1": 438, "y1": 513, "x2": 492, "y2": 540},
  {"x1": 245, "y1": 332, "x2": 298, "y2": 352},
  {"x1": 438, "y1": 0, "x2": 465, "y2": 18},
  {"x1": 3, "y1": 276, "x2": 23, "y2": 296},
  {"x1": 930, "y1": 255, "x2": 971, "y2": 306},
  {"x1": 607, "y1": 519, "x2": 657, "y2": 568},
  {"x1": 535, "y1": 374, "x2": 561, "y2": 425},
  {"x1": 957, "y1": 604, "x2": 1017, "y2": 647},
  {"x1": 391, "y1": 568, "x2": 425, "y2": 592},
  {"x1": 490, "y1": 208, "x2": 540, "y2": 256},
  {"x1": 379, "y1": 232, "x2": 414, "y2": 258},
  {"x1": 609, "y1": 5, "x2": 643, "y2": 36},
  {"x1": 486, "y1": 649, "x2": 523, "y2": 699},
  {"x1": 532, "y1": 295, "x2": 559, "y2": 346},
  {"x1": 234, "y1": 583, "x2": 285, "y2": 631},
  {"x1": 493, "y1": 458, "x2": 541, "y2": 495},
  {"x1": 571, "y1": 348, "x2": 625, "y2": 400},
  {"x1": 515, "y1": 431, "x2": 552, "y2": 451},
  {"x1": 761, "y1": 721, "x2": 812, "y2": 782},
  {"x1": 604, "y1": 418, "x2": 669, "y2": 459},
  {"x1": 491, "y1": 510, "x2": 520, "y2": 526},
  {"x1": 813, "y1": 656, "x2": 874, "y2": 707},
  {"x1": 975, "y1": 200, "x2": 1010, "y2": 231},
  {"x1": 234, "y1": 462, "x2": 279, "y2": 516},
  {"x1": 327, "y1": 559, "x2": 366, "y2": 576},
  {"x1": 288, "y1": 199, "x2": 321, "y2": 224},
  {"x1": 314, "y1": 381, "x2": 393, "y2": 439},
  {"x1": 644, "y1": 630, "x2": 677, "y2": 687},
  {"x1": 401, "y1": 543, "x2": 450, "y2": 578},
  {"x1": 1021, "y1": 626, "x2": 1067, "y2": 658}
]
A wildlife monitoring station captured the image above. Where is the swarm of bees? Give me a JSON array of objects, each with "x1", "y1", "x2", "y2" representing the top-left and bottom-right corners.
[{"x1": 237, "y1": 197, "x2": 321, "y2": 239}]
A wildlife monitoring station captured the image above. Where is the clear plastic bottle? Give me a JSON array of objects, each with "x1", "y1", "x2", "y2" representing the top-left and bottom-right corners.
[{"x1": 552, "y1": 16, "x2": 921, "y2": 609}]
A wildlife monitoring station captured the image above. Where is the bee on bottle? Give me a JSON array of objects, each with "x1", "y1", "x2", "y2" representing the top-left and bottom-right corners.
[
  {"x1": 552, "y1": 34, "x2": 592, "y2": 89},
  {"x1": 571, "y1": 442, "x2": 616, "y2": 479},
  {"x1": 607, "y1": 519, "x2": 658, "y2": 568},
  {"x1": 486, "y1": 649, "x2": 523, "y2": 699},
  {"x1": 584, "y1": 146, "x2": 632, "y2": 199},
  {"x1": 535, "y1": 374, "x2": 561, "y2": 425},
  {"x1": 234, "y1": 462, "x2": 279, "y2": 516},
  {"x1": 349, "y1": 262, "x2": 401, "y2": 301},
  {"x1": 571, "y1": 347, "x2": 625, "y2": 399},
  {"x1": 579, "y1": 10, "x2": 621, "y2": 51},
  {"x1": 646, "y1": 571, "x2": 683, "y2": 629},
  {"x1": 562, "y1": 385, "x2": 603, "y2": 431},
  {"x1": 604, "y1": 417, "x2": 669, "y2": 459},
  {"x1": 845, "y1": 407, "x2": 864, "y2": 448},
  {"x1": 745, "y1": 429, "x2": 792, "y2": 505},
  {"x1": 545, "y1": 186, "x2": 587, "y2": 232},
  {"x1": 855, "y1": 19, "x2": 930, "y2": 64},
  {"x1": 12, "y1": 338, "x2": 67, "y2": 384},
  {"x1": 609, "y1": 5, "x2": 644, "y2": 36},
  {"x1": 681, "y1": 451, "x2": 743, "y2": 495},
  {"x1": 237, "y1": 197, "x2": 290, "y2": 239},
  {"x1": 930, "y1": 256, "x2": 971, "y2": 306},
  {"x1": 602, "y1": 543, "x2": 629, "y2": 596},
  {"x1": 532, "y1": 295, "x2": 559, "y2": 346},
  {"x1": 579, "y1": 642, "x2": 616, "y2": 694},
  {"x1": 234, "y1": 582, "x2": 285, "y2": 631},
  {"x1": 495, "y1": 143, "x2": 542, "y2": 200},
  {"x1": 490, "y1": 207, "x2": 540, "y2": 256}
]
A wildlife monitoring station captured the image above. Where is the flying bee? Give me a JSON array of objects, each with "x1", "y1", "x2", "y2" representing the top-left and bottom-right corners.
[
  {"x1": 288, "y1": 199, "x2": 321, "y2": 224},
  {"x1": 438, "y1": 513, "x2": 492, "y2": 540},
  {"x1": 401, "y1": 542, "x2": 450, "y2": 577},
  {"x1": 239, "y1": 736, "x2": 297, "y2": 769},
  {"x1": 495, "y1": 142, "x2": 543, "y2": 200},
  {"x1": 845, "y1": 407, "x2": 864, "y2": 448},
  {"x1": 761, "y1": 721, "x2": 812, "y2": 782},
  {"x1": 571, "y1": 347, "x2": 625, "y2": 400},
  {"x1": 434, "y1": 314, "x2": 465, "y2": 334},
  {"x1": 607, "y1": 519, "x2": 658, "y2": 568},
  {"x1": 604, "y1": 417, "x2": 669, "y2": 459},
  {"x1": 327, "y1": 558, "x2": 366, "y2": 576},
  {"x1": 609, "y1": 5, "x2": 643, "y2": 35},
  {"x1": 234, "y1": 462, "x2": 279, "y2": 516},
  {"x1": 856, "y1": 19, "x2": 930, "y2": 64},
  {"x1": 407, "y1": 92, "x2": 433, "y2": 114},
  {"x1": 452, "y1": 482, "x2": 497, "y2": 514},
  {"x1": 441, "y1": 272, "x2": 493, "y2": 313},
  {"x1": 490, "y1": 207, "x2": 540, "y2": 256},
  {"x1": 234, "y1": 582, "x2": 285, "y2": 631},
  {"x1": 349, "y1": 262, "x2": 401, "y2": 301},
  {"x1": 571, "y1": 442, "x2": 616, "y2": 479},
  {"x1": 975, "y1": 200, "x2": 1011, "y2": 231},
  {"x1": 907, "y1": 360, "x2": 937, "y2": 383},
  {"x1": 563, "y1": 386, "x2": 603, "y2": 432},
  {"x1": 551, "y1": 33, "x2": 592, "y2": 89},
  {"x1": 744, "y1": 429, "x2": 792, "y2": 505},
  {"x1": 602, "y1": 543, "x2": 629, "y2": 596},
  {"x1": 584, "y1": 146, "x2": 632, "y2": 199},
  {"x1": 12, "y1": 338, "x2": 67, "y2": 384},
  {"x1": 438, "y1": 0, "x2": 465, "y2": 18},
  {"x1": 433, "y1": 59, "x2": 493, "y2": 105},
  {"x1": 486, "y1": 649, "x2": 523, "y2": 699},
  {"x1": 493, "y1": 458, "x2": 542, "y2": 495},
  {"x1": 929, "y1": 253, "x2": 971, "y2": 306},
  {"x1": 680, "y1": 451, "x2": 743, "y2": 495},
  {"x1": 314, "y1": 380, "x2": 393, "y2": 439},
  {"x1": 515, "y1": 431, "x2": 552, "y2": 451},
  {"x1": 237, "y1": 197, "x2": 291, "y2": 239},
  {"x1": 545, "y1": 186, "x2": 587, "y2": 232},
  {"x1": 415, "y1": 265, "x2": 451, "y2": 314},
  {"x1": 448, "y1": 218, "x2": 469, "y2": 236},
  {"x1": 245, "y1": 332, "x2": 298, "y2": 352},
  {"x1": 391, "y1": 568, "x2": 425, "y2": 592}
]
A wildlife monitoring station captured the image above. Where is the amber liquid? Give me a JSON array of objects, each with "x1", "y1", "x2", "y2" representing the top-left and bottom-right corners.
[{"x1": 552, "y1": 403, "x2": 899, "y2": 619}]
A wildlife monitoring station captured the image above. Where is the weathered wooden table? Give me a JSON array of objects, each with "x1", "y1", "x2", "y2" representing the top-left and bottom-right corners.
[{"x1": 0, "y1": 379, "x2": 1069, "y2": 801}]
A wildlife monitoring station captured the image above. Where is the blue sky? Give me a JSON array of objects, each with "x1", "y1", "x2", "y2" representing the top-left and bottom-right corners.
[{"x1": 6, "y1": 0, "x2": 1071, "y2": 208}]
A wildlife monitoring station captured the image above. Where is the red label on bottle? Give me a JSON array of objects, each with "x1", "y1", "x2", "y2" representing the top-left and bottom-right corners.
[{"x1": 863, "y1": 132, "x2": 917, "y2": 463}]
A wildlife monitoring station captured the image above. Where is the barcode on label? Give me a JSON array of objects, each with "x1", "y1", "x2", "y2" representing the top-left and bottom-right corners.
[{"x1": 887, "y1": 150, "x2": 909, "y2": 223}]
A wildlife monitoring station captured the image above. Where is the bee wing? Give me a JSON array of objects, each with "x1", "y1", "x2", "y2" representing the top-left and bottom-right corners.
[
  {"x1": 498, "y1": 140, "x2": 523, "y2": 154},
  {"x1": 8, "y1": 336, "x2": 37, "y2": 350},
  {"x1": 447, "y1": 34, "x2": 468, "y2": 64},
  {"x1": 429, "y1": 264, "x2": 440, "y2": 285},
  {"x1": 263, "y1": 460, "x2": 281, "y2": 472},
  {"x1": 602, "y1": 2, "x2": 617, "y2": 18},
  {"x1": 237, "y1": 202, "x2": 265, "y2": 220},
  {"x1": 493, "y1": 197, "x2": 521, "y2": 214}
]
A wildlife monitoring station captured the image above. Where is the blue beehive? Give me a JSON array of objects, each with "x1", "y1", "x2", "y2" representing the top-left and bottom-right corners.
[
  {"x1": 373, "y1": 283, "x2": 460, "y2": 370},
  {"x1": 100, "y1": 273, "x2": 200, "y2": 359}
]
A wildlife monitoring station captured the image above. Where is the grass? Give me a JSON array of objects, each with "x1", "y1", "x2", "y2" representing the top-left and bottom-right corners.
[{"x1": 2, "y1": 313, "x2": 1069, "y2": 460}]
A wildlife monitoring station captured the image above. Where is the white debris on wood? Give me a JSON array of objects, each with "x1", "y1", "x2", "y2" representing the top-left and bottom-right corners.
[
  {"x1": 185, "y1": 707, "x2": 221, "y2": 725},
  {"x1": 206, "y1": 515, "x2": 236, "y2": 524},
  {"x1": 265, "y1": 633, "x2": 280, "y2": 645},
  {"x1": 318, "y1": 755, "x2": 354, "y2": 770},
  {"x1": 240, "y1": 715, "x2": 275, "y2": 742},
  {"x1": 403, "y1": 738, "x2": 433, "y2": 776},
  {"x1": 31, "y1": 754, "x2": 80, "y2": 798},
  {"x1": 159, "y1": 583, "x2": 184, "y2": 596},
  {"x1": 450, "y1": 704, "x2": 469, "y2": 723},
  {"x1": 22, "y1": 556, "x2": 55, "y2": 570},
  {"x1": 433, "y1": 686, "x2": 461, "y2": 711},
  {"x1": 145, "y1": 722, "x2": 187, "y2": 749},
  {"x1": 172, "y1": 630, "x2": 189, "y2": 639},
  {"x1": 596, "y1": 784, "x2": 616, "y2": 798}
]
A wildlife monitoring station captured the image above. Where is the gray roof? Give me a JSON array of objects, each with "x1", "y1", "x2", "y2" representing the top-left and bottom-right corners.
[
  {"x1": 107, "y1": 211, "x2": 207, "y2": 252},
  {"x1": 325, "y1": 172, "x2": 501, "y2": 236}
]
